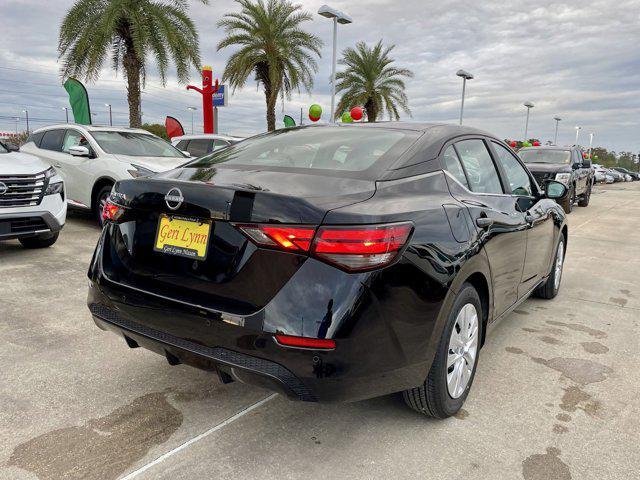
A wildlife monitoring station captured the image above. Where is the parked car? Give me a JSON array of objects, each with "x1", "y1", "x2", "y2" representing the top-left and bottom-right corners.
[
  {"x1": 613, "y1": 167, "x2": 639, "y2": 181},
  {"x1": 518, "y1": 146, "x2": 593, "y2": 213},
  {"x1": 606, "y1": 168, "x2": 624, "y2": 182},
  {"x1": 171, "y1": 134, "x2": 244, "y2": 158},
  {"x1": 21, "y1": 125, "x2": 189, "y2": 224},
  {"x1": 88, "y1": 123, "x2": 568, "y2": 418},
  {"x1": 0, "y1": 141, "x2": 66, "y2": 248}
]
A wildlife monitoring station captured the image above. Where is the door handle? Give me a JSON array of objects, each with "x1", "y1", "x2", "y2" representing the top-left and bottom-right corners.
[
  {"x1": 53, "y1": 163, "x2": 62, "y2": 168},
  {"x1": 476, "y1": 217, "x2": 493, "y2": 228}
]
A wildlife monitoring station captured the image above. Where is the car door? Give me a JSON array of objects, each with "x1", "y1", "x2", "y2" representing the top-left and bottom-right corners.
[
  {"x1": 58, "y1": 129, "x2": 98, "y2": 207},
  {"x1": 572, "y1": 150, "x2": 588, "y2": 194},
  {"x1": 443, "y1": 138, "x2": 528, "y2": 318},
  {"x1": 489, "y1": 141, "x2": 555, "y2": 296}
]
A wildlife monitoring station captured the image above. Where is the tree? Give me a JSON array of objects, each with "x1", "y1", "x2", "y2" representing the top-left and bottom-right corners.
[
  {"x1": 140, "y1": 123, "x2": 169, "y2": 141},
  {"x1": 58, "y1": 0, "x2": 207, "y2": 128},
  {"x1": 335, "y1": 40, "x2": 413, "y2": 122},
  {"x1": 217, "y1": 0, "x2": 322, "y2": 131}
]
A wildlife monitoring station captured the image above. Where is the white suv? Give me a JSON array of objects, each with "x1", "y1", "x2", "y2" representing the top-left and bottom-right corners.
[
  {"x1": 21, "y1": 125, "x2": 189, "y2": 224},
  {"x1": 0, "y1": 141, "x2": 66, "y2": 248}
]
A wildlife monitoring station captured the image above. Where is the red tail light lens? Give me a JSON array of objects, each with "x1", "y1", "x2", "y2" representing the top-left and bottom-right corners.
[
  {"x1": 275, "y1": 334, "x2": 336, "y2": 350},
  {"x1": 102, "y1": 199, "x2": 125, "y2": 223},
  {"x1": 237, "y1": 225, "x2": 315, "y2": 252},
  {"x1": 312, "y1": 223, "x2": 413, "y2": 271},
  {"x1": 236, "y1": 222, "x2": 413, "y2": 272}
]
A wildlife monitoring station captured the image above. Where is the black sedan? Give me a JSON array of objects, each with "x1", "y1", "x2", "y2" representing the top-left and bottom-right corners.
[{"x1": 88, "y1": 123, "x2": 568, "y2": 418}]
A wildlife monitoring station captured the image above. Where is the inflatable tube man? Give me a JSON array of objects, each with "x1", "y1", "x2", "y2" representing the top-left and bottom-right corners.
[{"x1": 186, "y1": 66, "x2": 219, "y2": 134}]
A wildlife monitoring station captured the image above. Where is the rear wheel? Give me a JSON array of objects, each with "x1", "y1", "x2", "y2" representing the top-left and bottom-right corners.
[
  {"x1": 534, "y1": 237, "x2": 565, "y2": 299},
  {"x1": 95, "y1": 185, "x2": 113, "y2": 226},
  {"x1": 403, "y1": 283, "x2": 482, "y2": 418},
  {"x1": 19, "y1": 232, "x2": 59, "y2": 249},
  {"x1": 578, "y1": 183, "x2": 591, "y2": 207}
]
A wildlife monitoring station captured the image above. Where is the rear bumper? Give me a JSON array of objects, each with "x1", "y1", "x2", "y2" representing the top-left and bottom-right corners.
[{"x1": 89, "y1": 302, "x2": 317, "y2": 401}]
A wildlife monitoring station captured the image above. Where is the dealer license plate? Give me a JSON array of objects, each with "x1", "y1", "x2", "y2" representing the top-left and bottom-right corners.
[{"x1": 154, "y1": 214, "x2": 212, "y2": 260}]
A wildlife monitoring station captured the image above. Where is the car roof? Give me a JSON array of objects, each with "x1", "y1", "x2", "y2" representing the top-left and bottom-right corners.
[
  {"x1": 519, "y1": 145, "x2": 578, "y2": 152},
  {"x1": 171, "y1": 134, "x2": 243, "y2": 142},
  {"x1": 33, "y1": 124, "x2": 152, "y2": 135}
]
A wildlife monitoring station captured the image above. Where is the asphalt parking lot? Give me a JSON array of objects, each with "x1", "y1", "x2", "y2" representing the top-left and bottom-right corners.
[{"x1": 1, "y1": 182, "x2": 639, "y2": 480}]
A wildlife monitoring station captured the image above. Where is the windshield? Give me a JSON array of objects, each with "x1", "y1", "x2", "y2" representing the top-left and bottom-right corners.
[
  {"x1": 188, "y1": 127, "x2": 412, "y2": 172},
  {"x1": 91, "y1": 131, "x2": 186, "y2": 157},
  {"x1": 0, "y1": 142, "x2": 8, "y2": 154},
  {"x1": 519, "y1": 149, "x2": 571, "y2": 165}
]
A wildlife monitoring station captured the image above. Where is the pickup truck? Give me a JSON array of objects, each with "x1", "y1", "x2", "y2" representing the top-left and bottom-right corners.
[{"x1": 518, "y1": 146, "x2": 594, "y2": 213}]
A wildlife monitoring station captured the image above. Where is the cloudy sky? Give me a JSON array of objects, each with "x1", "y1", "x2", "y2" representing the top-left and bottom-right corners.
[{"x1": 1, "y1": 0, "x2": 639, "y2": 152}]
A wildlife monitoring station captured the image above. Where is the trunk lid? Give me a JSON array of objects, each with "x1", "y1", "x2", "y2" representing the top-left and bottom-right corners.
[{"x1": 101, "y1": 166, "x2": 375, "y2": 314}]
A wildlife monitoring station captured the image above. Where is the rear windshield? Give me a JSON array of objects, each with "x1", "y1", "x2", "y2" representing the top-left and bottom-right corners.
[
  {"x1": 91, "y1": 131, "x2": 186, "y2": 158},
  {"x1": 188, "y1": 127, "x2": 412, "y2": 172},
  {"x1": 519, "y1": 149, "x2": 571, "y2": 165}
]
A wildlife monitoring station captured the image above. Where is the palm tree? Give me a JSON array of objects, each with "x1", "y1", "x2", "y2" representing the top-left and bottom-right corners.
[
  {"x1": 58, "y1": 0, "x2": 207, "y2": 127},
  {"x1": 217, "y1": 0, "x2": 323, "y2": 131},
  {"x1": 335, "y1": 40, "x2": 414, "y2": 122}
]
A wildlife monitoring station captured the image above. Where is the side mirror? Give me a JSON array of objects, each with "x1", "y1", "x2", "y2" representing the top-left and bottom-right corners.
[
  {"x1": 182, "y1": 150, "x2": 192, "y2": 157},
  {"x1": 69, "y1": 145, "x2": 90, "y2": 157},
  {"x1": 583, "y1": 159, "x2": 592, "y2": 168},
  {"x1": 572, "y1": 162, "x2": 582, "y2": 169},
  {"x1": 545, "y1": 180, "x2": 568, "y2": 199}
]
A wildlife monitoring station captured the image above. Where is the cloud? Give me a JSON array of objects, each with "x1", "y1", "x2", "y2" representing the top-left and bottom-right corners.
[{"x1": 0, "y1": 0, "x2": 638, "y2": 152}]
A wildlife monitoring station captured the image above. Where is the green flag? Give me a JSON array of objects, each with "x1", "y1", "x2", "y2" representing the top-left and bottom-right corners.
[
  {"x1": 63, "y1": 78, "x2": 92, "y2": 125},
  {"x1": 283, "y1": 115, "x2": 296, "y2": 128}
]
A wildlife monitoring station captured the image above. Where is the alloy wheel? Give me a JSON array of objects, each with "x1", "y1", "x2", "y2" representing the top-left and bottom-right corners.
[
  {"x1": 554, "y1": 241, "x2": 564, "y2": 291},
  {"x1": 447, "y1": 303, "x2": 479, "y2": 399}
]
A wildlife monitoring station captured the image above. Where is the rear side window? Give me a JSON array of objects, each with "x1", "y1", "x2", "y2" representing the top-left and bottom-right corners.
[
  {"x1": 175, "y1": 140, "x2": 189, "y2": 150},
  {"x1": 442, "y1": 146, "x2": 469, "y2": 188},
  {"x1": 491, "y1": 142, "x2": 533, "y2": 196},
  {"x1": 186, "y1": 139, "x2": 211, "y2": 157},
  {"x1": 39, "y1": 129, "x2": 66, "y2": 151},
  {"x1": 455, "y1": 139, "x2": 503, "y2": 194},
  {"x1": 29, "y1": 131, "x2": 45, "y2": 147},
  {"x1": 213, "y1": 139, "x2": 230, "y2": 151}
]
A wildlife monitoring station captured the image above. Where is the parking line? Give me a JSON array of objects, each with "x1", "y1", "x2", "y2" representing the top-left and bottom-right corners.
[{"x1": 119, "y1": 393, "x2": 278, "y2": 480}]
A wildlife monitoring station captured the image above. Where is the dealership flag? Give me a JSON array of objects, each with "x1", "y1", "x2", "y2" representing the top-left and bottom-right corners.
[{"x1": 63, "y1": 78, "x2": 91, "y2": 125}]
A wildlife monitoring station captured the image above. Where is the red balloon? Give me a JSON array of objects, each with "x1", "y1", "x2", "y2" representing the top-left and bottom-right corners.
[
  {"x1": 350, "y1": 106, "x2": 363, "y2": 121},
  {"x1": 309, "y1": 114, "x2": 320, "y2": 122},
  {"x1": 533, "y1": 141, "x2": 541, "y2": 146},
  {"x1": 509, "y1": 141, "x2": 517, "y2": 148}
]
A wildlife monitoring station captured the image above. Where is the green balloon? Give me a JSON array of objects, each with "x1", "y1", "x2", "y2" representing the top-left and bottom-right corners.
[
  {"x1": 522, "y1": 141, "x2": 532, "y2": 147},
  {"x1": 309, "y1": 104, "x2": 322, "y2": 118},
  {"x1": 341, "y1": 111, "x2": 353, "y2": 123}
]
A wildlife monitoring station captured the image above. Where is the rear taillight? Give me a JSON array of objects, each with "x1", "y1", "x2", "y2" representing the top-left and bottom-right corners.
[
  {"x1": 274, "y1": 334, "x2": 336, "y2": 350},
  {"x1": 312, "y1": 223, "x2": 413, "y2": 271},
  {"x1": 236, "y1": 222, "x2": 413, "y2": 272},
  {"x1": 236, "y1": 225, "x2": 315, "y2": 252},
  {"x1": 102, "y1": 199, "x2": 125, "y2": 223}
]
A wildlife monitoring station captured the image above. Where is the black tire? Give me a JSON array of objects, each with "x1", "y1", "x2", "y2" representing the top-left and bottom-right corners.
[
  {"x1": 94, "y1": 185, "x2": 113, "y2": 226},
  {"x1": 578, "y1": 183, "x2": 591, "y2": 207},
  {"x1": 19, "y1": 232, "x2": 59, "y2": 249},
  {"x1": 560, "y1": 185, "x2": 574, "y2": 213},
  {"x1": 403, "y1": 283, "x2": 483, "y2": 418},
  {"x1": 534, "y1": 236, "x2": 565, "y2": 299}
]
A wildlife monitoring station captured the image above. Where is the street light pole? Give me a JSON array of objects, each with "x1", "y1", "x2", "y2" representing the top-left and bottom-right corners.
[
  {"x1": 62, "y1": 107, "x2": 69, "y2": 123},
  {"x1": 575, "y1": 126, "x2": 581, "y2": 146},
  {"x1": 523, "y1": 101, "x2": 534, "y2": 141},
  {"x1": 187, "y1": 107, "x2": 197, "y2": 134},
  {"x1": 318, "y1": 5, "x2": 352, "y2": 123},
  {"x1": 456, "y1": 70, "x2": 474, "y2": 125},
  {"x1": 105, "y1": 104, "x2": 112, "y2": 126},
  {"x1": 588, "y1": 133, "x2": 594, "y2": 160},
  {"x1": 22, "y1": 109, "x2": 29, "y2": 134},
  {"x1": 553, "y1": 116, "x2": 561, "y2": 144}
]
